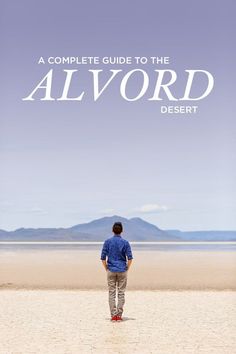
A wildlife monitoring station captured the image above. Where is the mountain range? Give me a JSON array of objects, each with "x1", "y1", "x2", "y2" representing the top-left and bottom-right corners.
[{"x1": 0, "y1": 215, "x2": 235, "y2": 241}]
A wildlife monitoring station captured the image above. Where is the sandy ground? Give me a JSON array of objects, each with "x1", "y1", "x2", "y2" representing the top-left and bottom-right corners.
[
  {"x1": 0, "y1": 290, "x2": 235, "y2": 354},
  {"x1": 0, "y1": 250, "x2": 236, "y2": 290}
]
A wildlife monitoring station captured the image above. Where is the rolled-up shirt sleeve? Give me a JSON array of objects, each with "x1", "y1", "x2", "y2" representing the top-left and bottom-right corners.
[
  {"x1": 126, "y1": 241, "x2": 133, "y2": 260},
  {"x1": 101, "y1": 240, "x2": 108, "y2": 260}
]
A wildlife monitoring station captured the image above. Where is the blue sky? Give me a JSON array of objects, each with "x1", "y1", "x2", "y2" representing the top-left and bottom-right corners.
[{"x1": 1, "y1": 0, "x2": 235, "y2": 231}]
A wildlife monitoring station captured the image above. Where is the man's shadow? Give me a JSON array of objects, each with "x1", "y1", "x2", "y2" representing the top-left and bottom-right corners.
[{"x1": 121, "y1": 316, "x2": 136, "y2": 321}]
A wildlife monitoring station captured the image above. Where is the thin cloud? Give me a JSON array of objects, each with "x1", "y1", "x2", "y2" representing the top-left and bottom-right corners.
[
  {"x1": 30, "y1": 206, "x2": 48, "y2": 214},
  {"x1": 0, "y1": 205, "x2": 48, "y2": 215},
  {"x1": 136, "y1": 204, "x2": 169, "y2": 214}
]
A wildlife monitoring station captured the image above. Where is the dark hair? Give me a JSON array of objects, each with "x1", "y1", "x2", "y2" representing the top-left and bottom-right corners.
[{"x1": 112, "y1": 222, "x2": 123, "y2": 234}]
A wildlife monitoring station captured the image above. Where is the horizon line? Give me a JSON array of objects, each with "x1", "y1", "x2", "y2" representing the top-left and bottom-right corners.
[{"x1": 0, "y1": 241, "x2": 236, "y2": 245}]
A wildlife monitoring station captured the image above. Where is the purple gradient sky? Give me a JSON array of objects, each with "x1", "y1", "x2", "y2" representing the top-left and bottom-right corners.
[{"x1": 1, "y1": 0, "x2": 235, "y2": 231}]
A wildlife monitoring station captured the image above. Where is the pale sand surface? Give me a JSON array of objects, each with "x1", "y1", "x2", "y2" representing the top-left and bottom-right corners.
[
  {"x1": 0, "y1": 250, "x2": 236, "y2": 290},
  {"x1": 0, "y1": 290, "x2": 235, "y2": 354}
]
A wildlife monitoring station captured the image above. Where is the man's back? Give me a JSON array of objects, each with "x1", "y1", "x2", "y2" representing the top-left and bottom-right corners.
[{"x1": 101, "y1": 235, "x2": 133, "y2": 272}]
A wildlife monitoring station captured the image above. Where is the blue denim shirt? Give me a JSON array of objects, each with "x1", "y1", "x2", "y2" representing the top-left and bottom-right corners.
[{"x1": 101, "y1": 235, "x2": 133, "y2": 272}]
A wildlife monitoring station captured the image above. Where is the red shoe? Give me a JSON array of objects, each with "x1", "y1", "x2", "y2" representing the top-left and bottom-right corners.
[
  {"x1": 116, "y1": 316, "x2": 122, "y2": 321},
  {"x1": 111, "y1": 315, "x2": 117, "y2": 321}
]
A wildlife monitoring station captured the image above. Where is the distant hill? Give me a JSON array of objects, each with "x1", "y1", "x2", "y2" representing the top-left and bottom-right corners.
[
  {"x1": 167, "y1": 230, "x2": 236, "y2": 241},
  {"x1": 0, "y1": 216, "x2": 235, "y2": 241},
  {"x1": 0, "y1": 215, "x2": 178, "y2": 241}
]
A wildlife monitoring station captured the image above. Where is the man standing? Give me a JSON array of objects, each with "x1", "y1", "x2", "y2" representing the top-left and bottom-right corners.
[{"x1": 101, "y1": 221, "x2": 133, "y2": 322}]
